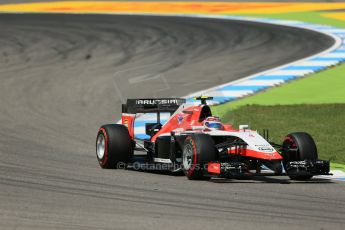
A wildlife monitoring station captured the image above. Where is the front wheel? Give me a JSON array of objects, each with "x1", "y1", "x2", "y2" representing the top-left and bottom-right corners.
[
  {"x1": 182, "y1": 134, "x2": 217, "y2": 180},
  {"x1": 96, "y1": 124, "x2": 133, "y2": 169},
  {"x1": 281, "y1": 132, "x2": 317, "y2": 180}
]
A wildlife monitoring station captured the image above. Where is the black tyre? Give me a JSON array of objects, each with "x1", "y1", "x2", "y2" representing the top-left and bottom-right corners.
[
  {"x1": 182, "y1": 134, "x2": 217, "y2": 180},
  {"x1": 282, "y1": 132, "x2": 318, "y2": 180},
  {"x1": 96, "y1": 124, "x2": 133, "y2": 169}
]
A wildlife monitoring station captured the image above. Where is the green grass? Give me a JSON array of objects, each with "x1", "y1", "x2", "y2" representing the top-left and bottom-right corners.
[
  {"x1": 212, "y1": 64, "x2": 345, "y2": 117},
  {"x1": 220, "y1": 104, "x2": 345, "y2": 164},
  {"x1": 331, "y1": 162, "x2": 345, "y2": 172},
  {"x1": 238, "y1": 11, "x2": 345, "y2": 29}
]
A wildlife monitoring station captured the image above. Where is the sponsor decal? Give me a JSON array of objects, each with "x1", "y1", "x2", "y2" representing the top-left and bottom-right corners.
[
  {"x1": 289, "y1": 161, "x2": 306, "y2": 165},
  {"x1": 136, "y1": 99, "x2": 178, "y2": 105},
  {"x1": 258, "y1": 147, "x2": 275, "y2": 152},
  {"x1": 177, "y1": 115, "x2": 184, "y2": 124}
]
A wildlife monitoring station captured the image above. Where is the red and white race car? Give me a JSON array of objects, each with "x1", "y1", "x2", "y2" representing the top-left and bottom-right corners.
[{"x1": 96, "y1": 97, "x2": 330, "y2": 180}]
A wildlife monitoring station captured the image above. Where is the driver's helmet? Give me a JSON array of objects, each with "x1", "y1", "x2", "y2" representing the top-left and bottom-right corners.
[{"x1": 203, "y1": 116, "x2": 223, "y2": 130}]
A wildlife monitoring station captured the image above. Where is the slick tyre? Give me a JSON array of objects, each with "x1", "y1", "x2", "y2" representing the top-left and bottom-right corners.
[
  {"x1": 182, "y1": 134, "x2": 217, "y2": 180},
  {"x1": 96, "y1": 124, "x2": 133, "y2": 169},
  {"x1": 282, "y1": 132, "x2": 317, "y2": 180}
]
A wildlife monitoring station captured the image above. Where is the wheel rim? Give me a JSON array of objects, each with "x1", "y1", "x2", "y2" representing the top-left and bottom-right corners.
[
  {"x1": 183, "y1": 144, "x2": 193, "y2": 170},
  {"x1": 96, "y1": 133, "x2": 106, "y2": 159}
]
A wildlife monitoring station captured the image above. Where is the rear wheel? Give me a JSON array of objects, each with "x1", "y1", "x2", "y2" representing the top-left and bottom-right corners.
[
  {"x1": 282, "y1": 132, "x2": 317, "y2": 180},
  {"x1": 96, "y1": 124, "x2": 133, "y2": 169},
  {"x1": 182, "y1": 134, "x2": 217, "y2": 180}
]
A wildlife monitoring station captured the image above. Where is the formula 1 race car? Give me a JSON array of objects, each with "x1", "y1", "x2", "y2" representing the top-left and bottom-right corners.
[{"x1": 96, "y1": 97, "x2": 330, "y2": 180}]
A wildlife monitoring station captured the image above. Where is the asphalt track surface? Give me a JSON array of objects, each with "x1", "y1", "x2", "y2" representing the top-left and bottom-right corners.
[{"x1": 1, "y1": 13, "x2": 345, "y2": 230}]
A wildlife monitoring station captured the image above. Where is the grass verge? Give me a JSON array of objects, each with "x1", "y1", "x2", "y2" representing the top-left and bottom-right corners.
[
  {"x1": 331, "y1": 162, "x2": 345, "y2": 172},
  {"x1": 212, "y1": 64, "x2": 345, "y2": 117},
  {"x1": 237, "y1": 11, "x2": 345, "y2": 29},
  {"x1": 218, "y1": 104, "x2": 345, "y2": 165}
]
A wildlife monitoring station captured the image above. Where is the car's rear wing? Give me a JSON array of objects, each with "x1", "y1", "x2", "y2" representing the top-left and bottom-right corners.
[
  {"x1": 122, "y1": 98, "x2": 186, "y2": 114},
  {"x1": 122, "y1": 98, "x2": 186, "y2": 139}
]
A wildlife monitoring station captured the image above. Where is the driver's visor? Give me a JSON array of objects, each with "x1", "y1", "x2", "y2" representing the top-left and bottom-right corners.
[{"x1": 205, "y1": 122, "x2": 223, "y2": 129}]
